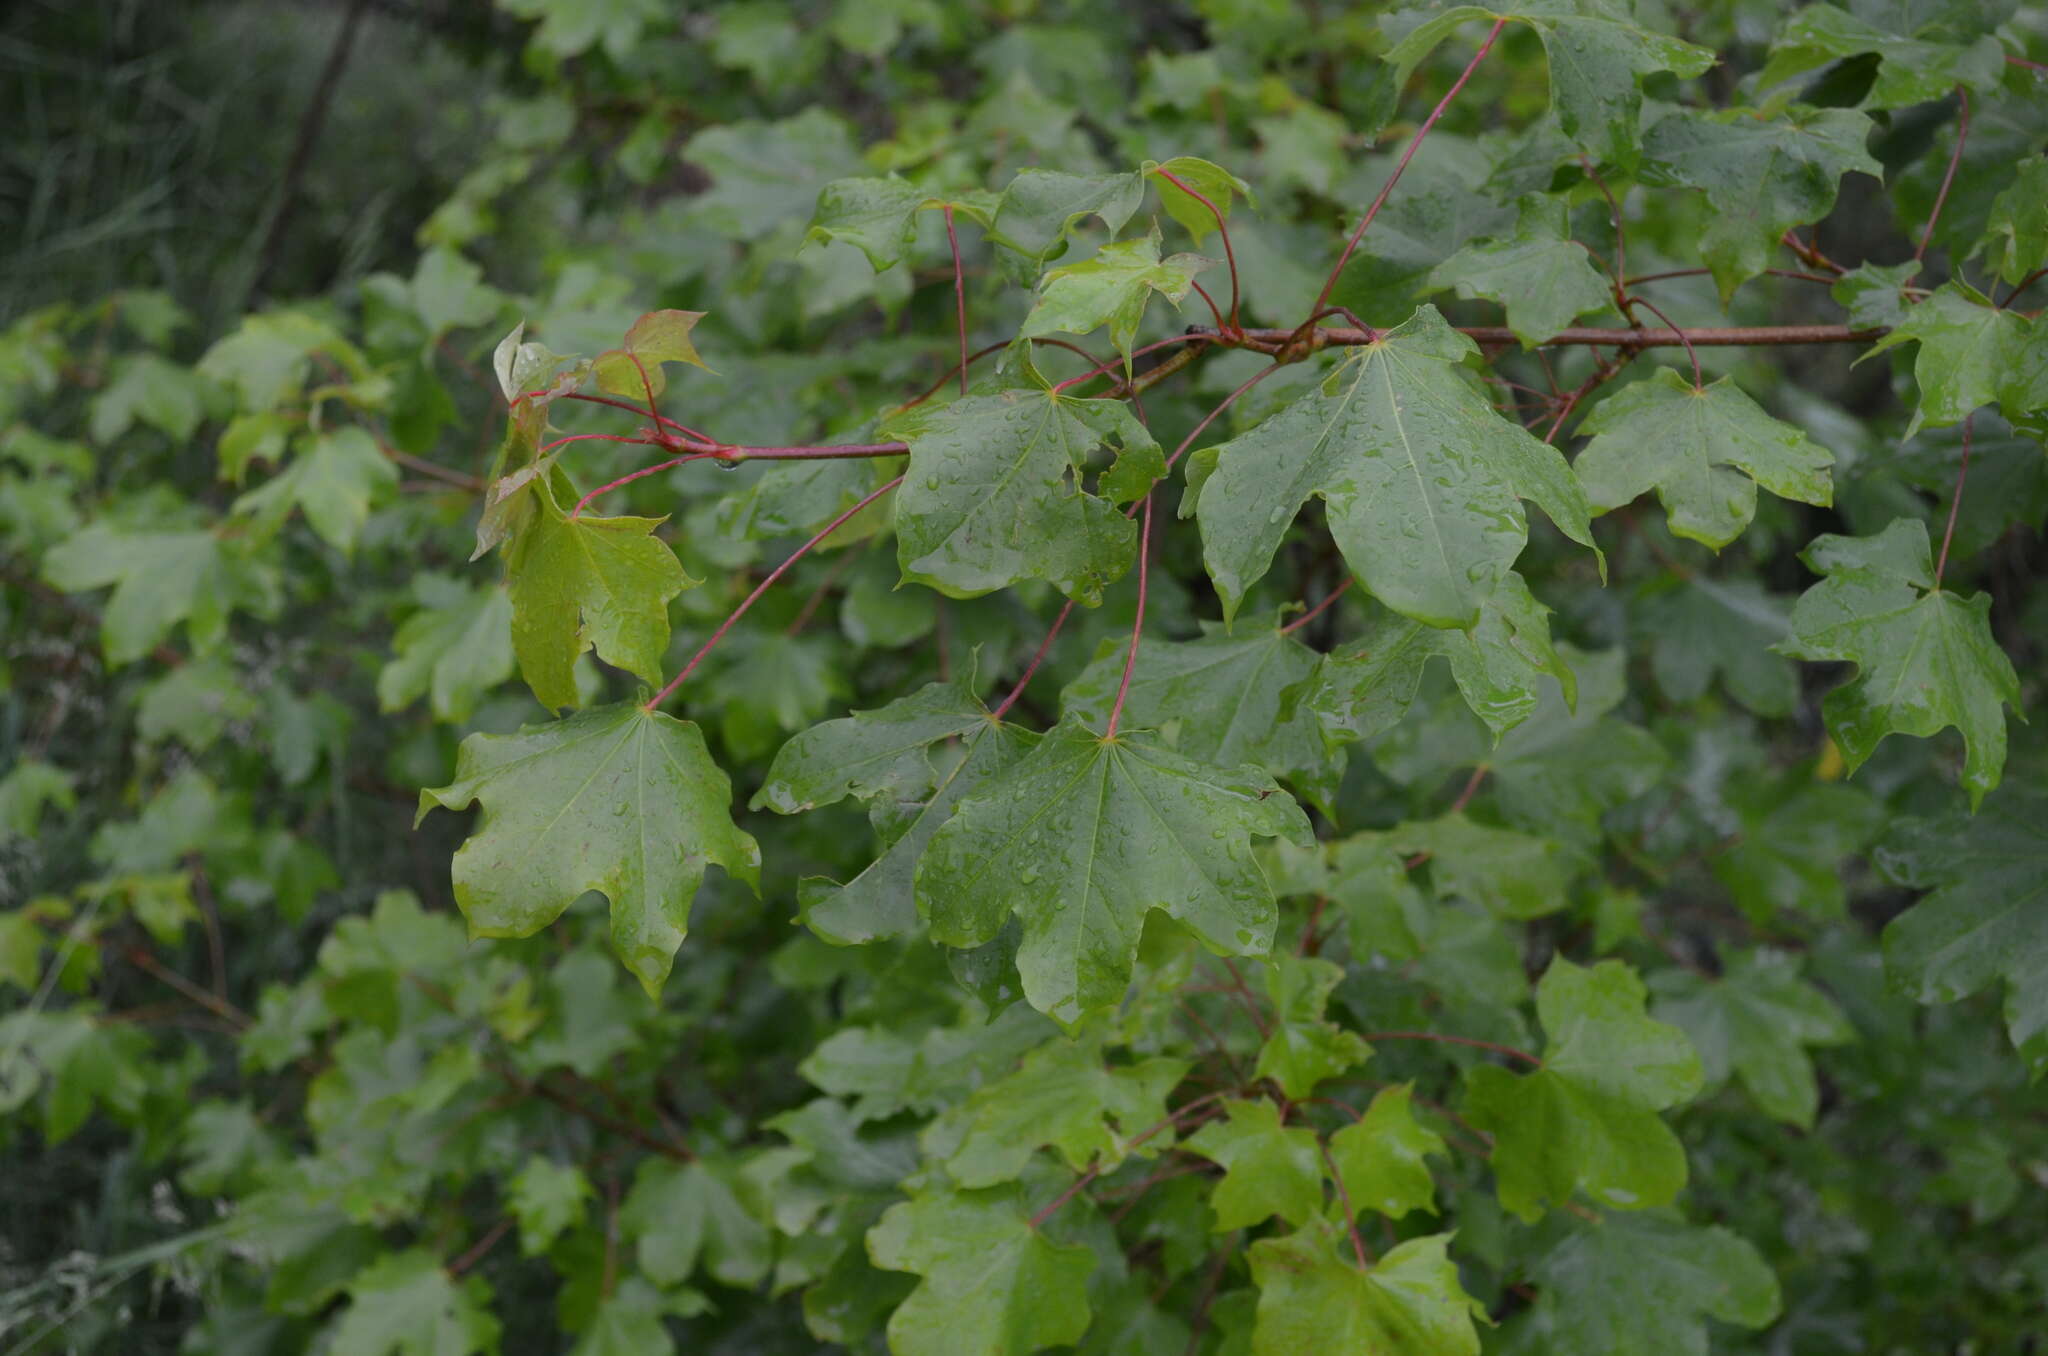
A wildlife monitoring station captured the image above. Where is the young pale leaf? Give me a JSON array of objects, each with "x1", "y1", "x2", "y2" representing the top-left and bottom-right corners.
[
  {"x1": 1514, "y1": 1212, "x2": 1780, "y2": 1356},
  {"x1": 1777, "y1": 519, "x2": 2020, "y2": 807},
  {"x1": 1466, "y1": 958, "x2": 1702, "y2": 1220},
  {"x1": 888, "y1": 387, "x2": 1162, "y2": 603},
  {"x1": 1018, "y1": 231, "x2": 1215, "y2": 371},
  {"x1": 1876, "y1": 787, "x2": 2048, "y2": 1074},
  {"x1": 592, "y1": 309, "x2": 711, "y2": 399},
  {"x1": 1253, "y1": 954, "x2": 1373, "y2": 1098},
  {"x1": 417, "y1": 703, "x2": 760, "y2": 994},
  {"x1": 1194, "y1": 306, "x2": 1597, "y2": 629},
  {"x1": 1652, "y1": 948, "x2": 1854, "y2": 1129},
  {"x1": 1573, "y1": 368, "x2": 1834, "y2": 549},
  {"x1": 918, "y1": 720, "x2": 1311, "y2": 1024},
  {"x1": 944, "y1": 1036, "x2": 1189, "y2": 1187},
  {"x1": 1383, "y1": 3, "x2": 1714, "y2": 167},
  {"x1": 1311, "y1": 574, "x2": 1573, "y2": 746},
  {"x1": 1641, "y1": 106, "x2": 1880, "y2": 299},
  {"x1": 1144, "y1": 155, "x2": 1253, "y2": 246},
  {"x1": 1427, "y1": 197, "x2": 1616, "y2": 347},
  {"x1": 1864, "y1": 283, "x2": 2036, "y2": 433},
  {"x1": 1326, "y1": 1084, "x2": 1447, "y2": 1220},
  {"x1": 866, "y1": 1186, "x2": 1094, "y2": 1356},
  {"x1": 1060, "y1": 619, "x2": 1336, "y2": 812},
  {"x1": 506, "y1": 484, "x2": 696, "y2": 712},
  {"x1": 1247, "y1": 1227, "x2": 1487, "y2": 1356},
  {"x1": 1184, "y1": 1097, "x2": 1325, "y2": 1231}
]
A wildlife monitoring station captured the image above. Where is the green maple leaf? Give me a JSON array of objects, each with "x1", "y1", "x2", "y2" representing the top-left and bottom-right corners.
[
  {"x1": 1384, "y1": 2, "x2": 1715, "y2": 168},
  {"x1": 41, "y1": 525, "x2": 280, "y2": 666},
  {"x1": 1652, "y1": 948, "x2": 1854, "y2": 1128},
  {"x1": 508, "y1": 1156, "x2": 593, "y2": 1257},
  {"x1": 232, "y1": 427, "x2": 400, "y2": 555},
  {"x1": 887, "y1": 385, "x2": 1163, "y2": 604},
  {"x1": 499, "y1": 0, "x2": 665, "y2": 59},
  {"x1": 593, "y1": 309, "x2": 712, "y2": 401},
  {"x1": 1327, "y1": 1084, "x2": 1448, "y2": 1220},
  {"x1": 88, "y1": 352, "x2": 213, "y2": 445},
  {"x1": 1641, "y1": 105, "x2": 1880, "y2": 299},
  {"x1": 1184, "y1": 1097, "x2": 1325, "y2": 1231},
  {"x1": 1428, "y1": 197, "x2": 1616, "y2": 347},
  {"x1": 1311, "y1": 575, "x2": 1574, "y2": 745},
  {"x1": 328, "y1": 1250, "x2": 500, "y2": 1356},
  {"x1": 755, "y1": 676, "x2": 992, "y2": 814},
  {"x1": 1710, "y1": 779, "x2": 1886, "y2": 923},
  {"x1": 1192, "y1": 305, "x2": 1598, "y2": 630},
  {"x1": 1389, "y1": 814, "x2": 1572, "y2": 919},
  {"x1": 1465, "y1": 958, "x2": 1702, "y2": 1220},
  {"x1": 1758, "y1": 4, "x2": 2008, "y2": 109},
  {"x1": 1247, "y1": 1227, "x2": 1487, "y2": 1356},
  {"x1": 505, "y1": 479, "x2": 696, "y2": 712},
  {"x1": 807, "y1": 177, "x2": 981, "y2": 272},
  {"x1": 866, "y1": 1186, "x2": 1095, "y2": 1356},
  {"x1": 572, "y1": 1278, "x2": 699, "y2": 1356},
  {"x1": 680, "y1": 108, "x2": 861, "y2": 240},
  {"x1": 1144, "y1": 155, "x2": 1253, "y2": 246},
  {"x1": 1253, "y1": 954, "x2": 1374, "y2": 1098},
  {"x1": 1831, "y1": 259, "x2": 1922, "y2": 330},
  {"x1": 1776, "y1": 519, "x2": 2021, "y2": 807},
  {"x1": 1865, "y1": 283, "x2": 2037, "y2": 433},
  {"x1": 1513, "y1": 1212, "x2": 1780, "y2": 1355},
  {"x1": 988, "y1": 169, "x2": 1145, "y2": 267},
  {"x1": 1877, "y1": 786, "x2": 2048, "y2": 1073},
  {"x1": 417, "y1": 703, "x2": 760, "y2": 994},
  {"x1": 803, "y1": 723, "x2": 1036, "y2": 947},
  {"x1": 1976, "y1": 157, "x2": 2048, "y2": 285},
  {"x1": 1060, "y1": 618, "x2": 1336, "y2": 812},
  {"x1": 754, "y1": 677, "x2": 1037, "y2": 945},
  {"x1": 945, "y1": 1036, "x2": 1190, "y2": 1187},
  {"x1": 1574, "y1": 367, "x2": 1834, "y2": 549},
  {"x1": 378, "y1": 575, "x2": 517, "y2": 724},
  {"x1": 1636, "y1": 574, "x2": 1800, "y2": 716},
  {"x1": 0, "y1": 760, "x2": 75, "y2": 839},
  {"x1": 1018, "y1": 230, "x2": 1216, "y2": 371},
  {"x1": 621, "y1": 1155, "x2": 771, "y2": 1288},
  {"x1": 917, "y1": 719, "x2": 1310, "y2": 1023}
]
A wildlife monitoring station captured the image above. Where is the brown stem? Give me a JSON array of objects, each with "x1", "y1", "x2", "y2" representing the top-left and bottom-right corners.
[
  {"x1": 1916, "y1": 86, "x2": 1970, "y2": 263},
  {"x1": 1933, "y1": 413, "x2": 1974, "y2": 589},
  {"x1": 249, "y1": 0, "x2": 371, "y2": 299},
  {"x1": 449, "y1": 1218, "x2": 512, "y2": 1276},
  {"x1": 1314, "y1": 18, "x2": 1508, "y2": 313},
  {"x1": 1192, "y1": 323, "x2": 1884, "y2": 352},
  {"x1": 1319, "y1": 1142, "x2": 1374, "y2": 1269},
  {"x1": 1280, "y1": 577, "x2": 1352, "y2": 635},
  {"x1": 125, "y1": 947, "x2": 250, "y2": 1028}
]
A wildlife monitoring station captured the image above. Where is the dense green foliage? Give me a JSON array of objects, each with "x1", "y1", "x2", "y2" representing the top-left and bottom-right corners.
[{"x1": 5, "y1": 1, "x2": 2048, "y2": 1351}]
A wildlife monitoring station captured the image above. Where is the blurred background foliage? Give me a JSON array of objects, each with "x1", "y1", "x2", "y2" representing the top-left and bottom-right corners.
[{"x1": 2, "y1": 0, "x2": 2046, "y2": 1352}]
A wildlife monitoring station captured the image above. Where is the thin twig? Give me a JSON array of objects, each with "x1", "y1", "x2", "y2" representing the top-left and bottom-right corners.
[
  {"x1": 645, "y1": 476, "x2": 904, "y2": 710},
  {"x1": 1152, "y1": 165, "x2": 1242, "y2": 334},
  {"x1": 1105, "y1": 496, "x2": 1153, "y2": 738},
  {"x1": 1279, "y1": 578, "x2": 1352, "y2": 635},
  {"x1": 990, "y1": 601, "x2": 1075, "y2": 721},
  {"x1": 1933, "y1": 413, "x2": 1975, "y2": 589},
  {"x1": 1916, "y1": 87, "x2": 1970, "y2": 263},
  {"x1": 944, "y1": 206, "x2": 969, "y2": 397},
  {"x1": 1312, "y1": 18, "x2": 1508, "y2": 313},
  {"x1": 1359, "y1": 1029, "x2": 1541, "y2": 1066}
]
